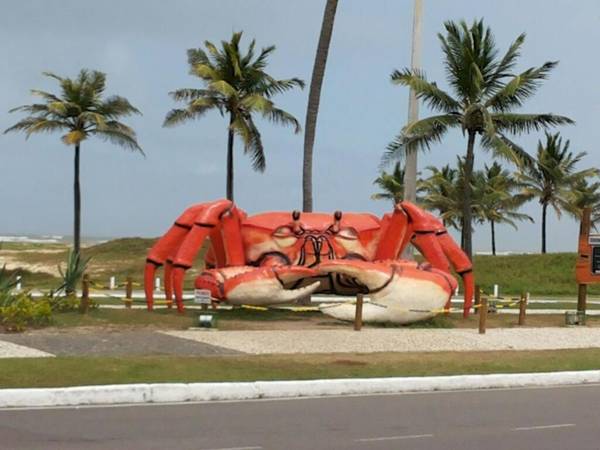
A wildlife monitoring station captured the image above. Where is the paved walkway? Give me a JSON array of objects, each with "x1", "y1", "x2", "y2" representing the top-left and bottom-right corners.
[
  {"x1": 0, "y1": 330, "x2": 240, "y2": 358},
  {"x1": 4, "y1": 326, "x2": 600, "y2": 358},
  {"x1": 163, "y1": 327, "x2": 600, "y2": 354},
  {"x1": 0, "y1": 340, "x2": 53, "y2": 358}
]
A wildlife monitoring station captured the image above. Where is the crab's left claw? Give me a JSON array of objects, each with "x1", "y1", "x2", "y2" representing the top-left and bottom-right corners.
[
  {"x1": 317, "y1": 260, "x2": 456, "y2": 324},
  {"x1": 196, "y1": 266, "x2": 321, "y2": 306}
]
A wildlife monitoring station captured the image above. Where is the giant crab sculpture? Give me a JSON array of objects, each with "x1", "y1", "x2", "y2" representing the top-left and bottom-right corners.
[{"x1": 144, "y1": 199, "x2": 474, "y2": 324}]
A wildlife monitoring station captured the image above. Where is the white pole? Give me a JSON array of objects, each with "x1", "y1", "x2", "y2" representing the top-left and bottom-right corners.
[
  {"x1": 16, "y1": 275, "x2": 22, "y2": 291},
  {"x1": 455, "y1": 286, "x2": 459, "y2": 297},
  {"x1": 109, "y1": 276, "x2": 116, "y2": 290},
  {"x1": 403, "y1": 0, "x2": 423, "y2": 203},
  {"x1": 493, "y1": 284, "x2": 499, "y2": 298},
  {"x1": 401, "y1": 0, "x2": 423, "y2": 260},
  {"x1": 155, "y1": 277, "x2": 161, "y2": 291}
]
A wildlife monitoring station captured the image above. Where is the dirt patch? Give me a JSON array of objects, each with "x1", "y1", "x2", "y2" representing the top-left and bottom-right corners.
[
  {"x1": 333, "y1": 359, "x2": 368, "y2": 366},
  {"x1": 0, "y1": 255, "x2": 62, "y2": 276},
  {"x1": 219, "y1": 318, "x2": 345, "y2": 330}
]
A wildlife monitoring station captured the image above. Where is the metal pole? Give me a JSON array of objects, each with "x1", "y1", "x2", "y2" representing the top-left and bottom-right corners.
[{"x1": 577, "y1": 283, "x2": 587, "y2": 314}]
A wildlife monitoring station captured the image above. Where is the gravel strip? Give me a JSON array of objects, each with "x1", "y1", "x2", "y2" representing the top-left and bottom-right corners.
[
  {"x1": 162, "y1": 327, "x2": 600, "y2": 354},
  {"x1": 0, "y1": 340, "x2": 54, "y2": 358}
]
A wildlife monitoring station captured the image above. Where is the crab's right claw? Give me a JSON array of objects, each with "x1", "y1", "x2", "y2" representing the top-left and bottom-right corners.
[{"x1": 317, "y1": 260, "x2": 456, "y2": 324}]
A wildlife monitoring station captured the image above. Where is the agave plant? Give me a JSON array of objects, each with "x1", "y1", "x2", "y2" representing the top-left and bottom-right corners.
[
  {"x1": 57, "y1": 250, "x2": 91, "y2": 295},
  {"x1": 0, "y1": 264, "x2": 20, "y2": 306}
]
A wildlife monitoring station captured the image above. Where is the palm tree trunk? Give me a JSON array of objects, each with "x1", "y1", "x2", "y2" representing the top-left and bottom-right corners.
[
  {"x1": 541, "y1": 202, "x2": 548, "y2": 254},
  {"x1": 491, "y1": 220, "x2": 496, "y2": 256},
  {"x1": 226, "y1": 113, "x2": 235, "y2": 201},
  {"x1": 73, "y1": 143, "x2": 81, "y2": 256},
  {"x1": 302, "y1": 0, "x2": 338, "y2": 212},
  {"x1": 462, "y1": 131, "x2": 476, "y2": 260}
]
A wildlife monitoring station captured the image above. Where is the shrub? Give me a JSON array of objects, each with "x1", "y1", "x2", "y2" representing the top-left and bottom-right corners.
[
  {"x1": 0, "y1": 293, "x2": 52, "y2": 332},
  {"x1": 47, "y1": 293, "x2": 80, "y2": 312}
]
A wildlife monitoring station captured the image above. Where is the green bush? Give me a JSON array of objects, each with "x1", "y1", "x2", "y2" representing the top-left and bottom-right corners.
[
  {"x1": 0, "y1": 293, "x2": 52, "y2": 332},
  {"x1": 48, "y1": 294, "x2": 80, "y2": 312}
]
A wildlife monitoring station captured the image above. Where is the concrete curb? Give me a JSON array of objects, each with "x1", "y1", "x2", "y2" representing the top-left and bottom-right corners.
[{"x1": 2, "y1": 370, "x2": 600, "y2": 408}]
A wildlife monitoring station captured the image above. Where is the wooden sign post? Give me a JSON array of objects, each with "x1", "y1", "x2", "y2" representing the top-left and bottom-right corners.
[
  {"x1": 354, "y1": 293, "x2": 364, "y2": 331},
  {"x1": 575, "y1": 208, "x2": 599, "y2": 314}
]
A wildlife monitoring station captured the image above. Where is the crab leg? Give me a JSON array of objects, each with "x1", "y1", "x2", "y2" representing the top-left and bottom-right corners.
[
  {"x1": 401, "y1": 202, "x2": 474, "y2": 317},
  {"x1": 144, "y1": 203, "x2": 208, "y2": 310},
  {"x1": 144, "y1": 200, "x2": 232, "y2": 311}
]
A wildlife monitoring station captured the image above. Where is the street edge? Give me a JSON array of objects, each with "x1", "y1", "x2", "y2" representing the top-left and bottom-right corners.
[{"x1": 1, "y1": 370, "x2": 600, "y2": 408}]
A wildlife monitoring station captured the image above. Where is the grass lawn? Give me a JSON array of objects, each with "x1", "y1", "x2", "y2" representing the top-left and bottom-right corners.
[
  {"x1": 2, "y1": 348, "x2": 600, "y2": 388},
  {"x1": 40, "y1": 308, "x2": 600, "y2": 330},
  {"x1": 2, "y1": 238, "x2": 598, "y2": 297}
]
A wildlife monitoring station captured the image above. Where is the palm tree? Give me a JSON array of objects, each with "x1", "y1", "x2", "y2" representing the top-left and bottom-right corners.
[
  {"x1": 383, "y1": 19, "x2": 573, "y2": 259},
  {"x1": 419, "y1": 161, "x2": 463, "y2": 230},
  {"x1": 5, "y1": 70, "x2": 142, "y2": 256},
  {"x1": 518, "y1": 133, "x2": 597, "y2": 253},
  {"x1": 303, "y1": 0, "x2": 339, "y2": 212},
  {"x1": 165, "y1": 31, "x2": 304, "y2": 201},
  {"x1": 567, "y1": 177, "x2": 600, "y2": 228},
  {"x1": 371, "y1": 162, "x2": 405, "y2": 204},
  {"x1": 476, "y1": 162, "x2": 532, "y2": 255}
]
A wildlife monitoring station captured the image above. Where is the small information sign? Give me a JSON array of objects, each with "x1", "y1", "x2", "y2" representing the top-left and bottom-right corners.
[
  {"x1": 593, "y1": 247, "x2": 600, "y2": 274},
  {"x1": 194, "y1": 289, "x2": 212, "y2": 305}
]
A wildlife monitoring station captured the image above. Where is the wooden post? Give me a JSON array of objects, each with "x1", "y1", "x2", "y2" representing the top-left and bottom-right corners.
[
  {"x1": 125, "y1": 276, "x2": 133, "y2": 309},
  {"x1": 577, "y1": 283, "x2": 587, "y2": 314},
  {"x1": 478, "y1": 296, "x2": 488, "y2": 334},
  {"x1": 79, "y1": 274, "x2": 89, "y2": 314},
  {"x1": 354, "y1": 293, "x2": 364, "y2": 331},
  {"x1": 518, "y1": 292, "x2": 527, "y2": 326},
  {"x1": 474, "y1": 285, "x2": 481, "y2": 315}
]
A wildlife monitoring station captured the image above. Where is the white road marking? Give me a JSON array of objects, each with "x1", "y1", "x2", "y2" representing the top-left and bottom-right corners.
[
  {"x1": 356, "y1": 433, "x2": 433, "y2": 442},
  {"x1": 513, "y1": 423, "x2": 575, "y2": 431},
  {"x1": 203, "y1": 447, "x2": 262, "y2": 450}
]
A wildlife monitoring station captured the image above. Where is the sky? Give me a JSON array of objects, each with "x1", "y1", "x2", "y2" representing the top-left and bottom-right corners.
[{"x1": 1, "y1": 0, "x2": 599, "y2": 253}]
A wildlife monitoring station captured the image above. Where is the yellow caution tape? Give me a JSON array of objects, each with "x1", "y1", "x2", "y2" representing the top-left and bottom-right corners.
[{"x1": 241, "y1": 305, "x2": 269, "y2": 311}]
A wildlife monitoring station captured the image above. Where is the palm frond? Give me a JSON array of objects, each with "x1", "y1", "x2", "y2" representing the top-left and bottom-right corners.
[
  {"x1": 484, "y1": 62, "x2": 559, "y2": 111},
  {"x1": 492, "y1": 113, "x2": 574, "y2": 134},
  {"x1": 391, "y1": 68, "x2": 460, "y2": 112},
  {"x1": 93, "y1": 121, "x2": 143, "y2": 154},
  {"x1": 382, "y1": 114, "x2": 460, "y2": 167}
]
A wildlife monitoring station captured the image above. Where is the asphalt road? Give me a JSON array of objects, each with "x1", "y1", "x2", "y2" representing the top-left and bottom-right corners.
[{"x1": 1, "y1": 385, "x2": 600, "y2": 450}]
